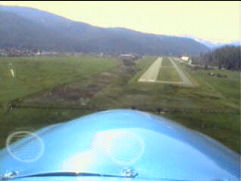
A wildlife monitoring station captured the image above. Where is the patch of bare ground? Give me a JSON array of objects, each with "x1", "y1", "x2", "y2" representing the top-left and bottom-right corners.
[{"x1": 21, "y1": 66, "x2": 126, "y2": 107}]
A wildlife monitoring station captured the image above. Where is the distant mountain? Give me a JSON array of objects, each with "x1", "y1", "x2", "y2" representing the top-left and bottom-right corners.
[
  {"x1": 0, "y1": 11, "x2": 83, "y2": 51},
  {"x1": 195, "y1": 39, "x2": 240, "y2": 49},
  {"x1": 183, "y1": 36, "x2": 240, "y2": 49},
  {"x1": 0, "y1": 5, "x2": 209, "y2": 56},
  {"x1": 228, "y1": 41, "x2": 240, "y2": 47}
]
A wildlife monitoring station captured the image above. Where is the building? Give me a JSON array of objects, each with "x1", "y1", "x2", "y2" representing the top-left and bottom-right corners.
[
  {"x1": 118, "y1": 54, "x2": 138, "y2": 66},
  {"x1": 119, "y1": 54, "x2": 136, "y2": 61},
  {"x1": 180, "y1": 56, "x2": 190, "y2": 61}
]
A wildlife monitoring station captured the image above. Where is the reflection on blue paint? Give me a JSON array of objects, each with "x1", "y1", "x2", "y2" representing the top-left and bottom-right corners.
[{"x1": 1, "y1": 109, "x2": 239, "y2": 181}]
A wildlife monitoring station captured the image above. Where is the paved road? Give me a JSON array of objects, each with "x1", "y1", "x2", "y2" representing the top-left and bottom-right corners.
[
  {"x1": 138, "y1": 57, "x2": 162, "y2": 82},
  {"x1": 138, "y1": 57, "x2": 196, "y2": 87},
  {"x1": 169, "y1": 58, "x2": 195, "y2": 86}
]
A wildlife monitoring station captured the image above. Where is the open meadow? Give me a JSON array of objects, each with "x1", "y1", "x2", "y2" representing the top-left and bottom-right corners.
[{"x1": 0, "y1": 56, "x2": 240, "y2": 153}]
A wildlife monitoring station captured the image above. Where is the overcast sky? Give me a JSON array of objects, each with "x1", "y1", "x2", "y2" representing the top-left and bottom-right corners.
[{"x1": 1, "y1": 1, "x2": 240, "y2": 43}]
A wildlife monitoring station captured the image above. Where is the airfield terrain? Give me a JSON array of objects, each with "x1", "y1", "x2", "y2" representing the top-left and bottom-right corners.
[
  {"x1": 139, "y1": 57, "x2": 195, "y2": 86},
  {"x1": 0, "y1": 56, "x2": 240, "y2": 152}
]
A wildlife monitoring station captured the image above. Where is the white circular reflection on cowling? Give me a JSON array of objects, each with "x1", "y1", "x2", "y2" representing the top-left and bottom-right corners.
[
  {"x1": 93, "y1": 130, "x2": 145, "y2": 165},
  {"x1": 6, "y1": 131, "x2": 44, "y2": 163}
]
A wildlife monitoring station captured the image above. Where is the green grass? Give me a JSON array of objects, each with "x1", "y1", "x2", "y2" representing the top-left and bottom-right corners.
[
  {"x1": 161, "y1": 57, "x2": 173, "y2": 67},
  {"x1": 195, "y1": 70, "x2": 240, "y2": 107},
  {"x1": 90, "y1": 57, "x2": 240, "y2": 152},
  {"x1": 0, "y1": 107, "x2": 93, "y2": 148},
  {"x1": 0, "y1": 56, "x2": 120, "y2": 103},
  {"x1": 178, "y1": 63, "x2": 240, "y2": 110},
  {"x1": 158, "y1": 68, "x2": 182, "y2": 82},
  {"x1": 0, "y1": 56, "x2": 121, "y2": 148},
  {"x1": 163, "y1": 112, "x2": 240, "y2": 153},
  {"x1": 129, "y1": 56, "x2": 157, "y2": 83},
  {"x1": 0, "y1": 56, "x2": 239, "y2": 153},
  {"x1": 157, "y1": 57, "x2": 182, "y2": 82}
]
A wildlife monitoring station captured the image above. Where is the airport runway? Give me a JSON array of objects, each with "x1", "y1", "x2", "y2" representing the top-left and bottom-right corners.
[
  {"x1": 138, "y1": 57, "x2": 195, "y2": 87},
  {"x1": 138, "y1": 57, "x2": 162, "y2": 82},
  {"x1": 169, "y1": 58, "x2": 194, "y2": 86}
]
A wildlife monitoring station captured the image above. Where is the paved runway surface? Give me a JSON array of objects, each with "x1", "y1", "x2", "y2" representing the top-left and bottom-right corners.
[
  {"x1": 138, "y1": 57, "x2": 162, "y2": 82},
  {"x1": 169, "y1": 58, "x2": 194, "y2": 86},
  {"x1": 138, "y1": 57, "x2": 195, "y2": 87}
]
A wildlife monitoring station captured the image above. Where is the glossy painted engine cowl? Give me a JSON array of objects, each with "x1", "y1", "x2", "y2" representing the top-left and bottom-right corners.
[{"x1": 1, "y1": 109, "x2": 240, "y2": 181}]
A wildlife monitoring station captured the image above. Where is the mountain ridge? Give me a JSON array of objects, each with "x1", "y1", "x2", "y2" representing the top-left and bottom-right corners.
[
  {"x1": 0, "y1": 5, "x2": 210, "y2": 56},
  {"x1": 183, "y1": 35, "x2": 240, "y2": 49}
]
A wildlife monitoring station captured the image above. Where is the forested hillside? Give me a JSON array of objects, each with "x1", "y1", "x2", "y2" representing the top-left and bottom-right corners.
[{"x1": 0, "y1": 6, "x2": 209, "y2": 56}]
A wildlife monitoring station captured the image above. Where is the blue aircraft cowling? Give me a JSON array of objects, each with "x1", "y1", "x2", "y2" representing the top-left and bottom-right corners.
[{"x1": 0, "y1": 109, "x2": 240, "y2": 181}]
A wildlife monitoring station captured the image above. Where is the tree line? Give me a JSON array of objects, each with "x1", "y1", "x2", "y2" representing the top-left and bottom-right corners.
[{"x1": 200, "y1": 45, "x2": 240, "y2": 70}]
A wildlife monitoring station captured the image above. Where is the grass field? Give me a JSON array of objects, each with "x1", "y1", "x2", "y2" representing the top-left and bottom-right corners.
[
  {"x1": 0, "y1": 56, "x2": 121, "y2": 147},
  {"x1": 91, "y1": 57, "x2": 240, "y2": 152},
  {"x1": 164, "y1": 112, "x2": 240, "y2": 152},
  {"x1": 0, "y1": 56, "x2": 120, "y2": 103},
  {"x1": 158, "y1": 68, "x2": 182, "y2": 82},
  {"x1": 0, "y1": 56, "x2": 239, "y2": 153},
  {"x1": 161, "y1": 57, "x2": 173, "y2": 67},
  {"x1": 157, "y1": 57, "x2": 182, "y2": 82}
]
